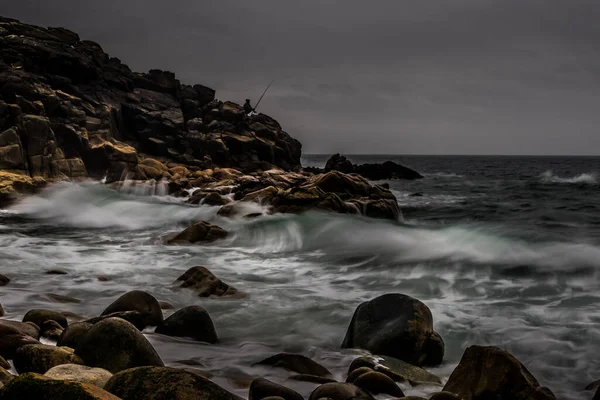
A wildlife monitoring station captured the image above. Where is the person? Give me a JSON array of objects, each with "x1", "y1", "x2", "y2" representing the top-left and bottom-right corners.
[{"x1": 243, "y1": 99, "x2": 254, "y2": 115}]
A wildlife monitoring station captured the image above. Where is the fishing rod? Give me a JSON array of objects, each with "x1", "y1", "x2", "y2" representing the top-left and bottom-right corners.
[{"x1": 253, "y1": 80, "x2": 274, "y2": 112}]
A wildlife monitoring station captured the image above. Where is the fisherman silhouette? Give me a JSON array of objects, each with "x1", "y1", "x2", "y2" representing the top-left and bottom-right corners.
[{"x1": 243, "y1": 99, "x2": 254, "y2": 115}]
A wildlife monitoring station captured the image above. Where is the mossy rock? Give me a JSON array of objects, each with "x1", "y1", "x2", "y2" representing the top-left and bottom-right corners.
[
  {"x1": 14, "y1": 344, "x2": 84, "y2": 374},
  {"x1": 0, "y1": 373, "x2": 120, "y2": 399}
]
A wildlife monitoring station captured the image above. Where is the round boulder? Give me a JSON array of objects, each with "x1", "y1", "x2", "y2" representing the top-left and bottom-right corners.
[
  {"x1": 309, "y1": 382, "x2": 374, "y2": 400},
  {"x1": 40, "y1": 320, "x2": 65, "y2": 340},
  {"x1": 0, "y1": 372, "x2": 120, "y2": 399},
  {"x1": 254, "y1": 353, "x2": 331, "y2": 377},
  {"x1": 104, "y1": 366, "x2": 241, "y2": 400},
  {"x1": 86, "y1": 311, "x2": 147, "y2": 331},
  {"x1": 0, "y1": 332, "x2": 40, "y2": 360},
  {"x1": 101, "y1": 290, "x2": 163, "y2": 328},
  {"x1": 74, "y1": 318, "x2": 163, "y2": 373},
  {"x1": 14, "y1": 344, "x2": 84, "y2": 374},
  {"x1": 0, "y1": 274, "x2": 9, "y2": 286},
  {"x1": 155, "y1": 306, "x2": 218, "y2": 343},
  {"x1": 352, "y1": 371, "x2": 404, "y2": 397},
  {"x1": 249, "y1": 377, "x2": 303, "y2": 400},
  {"x1": 57, "y1": 322, "x2": 93, "y2": 349},
  {"x1": 166, "y1": 220, "x2": 228, "y2": 244},
  {"x1": 23, "y1": 309, "x2": 69, "y2": 329},
  {"x1": 44, "y1": 364, "x2": 113, "y2": 389},
  {"x1": 341, "y1": 293, "x2": 444, "y2": 367},
  {"x1": 346, "y1": 367, "x2": 374, "y2": 383},
  {"x1": 0, "y1": 319, "x2": 40, "y2": 339}
]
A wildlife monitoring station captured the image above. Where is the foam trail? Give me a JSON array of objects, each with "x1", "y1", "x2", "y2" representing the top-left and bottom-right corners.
[{"x1": 540, "y1": 170, "x2": 597, "y2": 184}]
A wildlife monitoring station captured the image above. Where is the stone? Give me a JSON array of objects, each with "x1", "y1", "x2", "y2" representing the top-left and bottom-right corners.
[
  {"x1": 14, "y1": 344, "x2": 84, "y2": 374},
  {"x1": 44, "y1": 364, "x2": 113, "y2": 389},
  {"x1": 351, "y1": 371, "x2": 405, "y2": 397},
  {"x1": 74, "y1": 318, "x2": 164, "y2": 373},
  {"x1": 324, "y1": 153, "x2": 354, "y2": 174},
  {"x1": 429, "y1": 392, "x2": 463, "y2": 400},
  {"x1": 346, "y1": 367, "x2": 375, "y2": 383},
  {"x1": 155, "y1": 306, "x2": 218, "y2": 343},
  {"x1": 254, "y1": 353, "x2": 332, "y2": 377},
  {"x1": 287, "y1": 374, "x2": 337, "y2": 384},
  {"x1": 442, "y1": 345, "x2": 556, "y2": 400},
  {"x1": 341, "y1": 294, "x2": 444, "y2": 367},
  {"x1": 57, "y1": 322, "x2": 94, "y2": 349},
  {"x1": 175, "y1": 266, "x2": 240, "y2": 297},
  {"x1": 0, "y1": 355, "x2": 9, "y2": 369},
  {"x1": 0, "y1": 366, "x2": 13, "y2": 385},
  {"x1": 308, "y1": 382, "x2": 374, "y2": 400},
  {"x1": 0, "y1": 320, "x2": 40, "y2": 339},
  {"x1": 0, "y1": 373, "x2": 120, "y2": 399},
  {"x1": 23, "y1": 309, "x2": 69, "y2": 329},
  {"x1": 101, "y1": 290, "x2": 163, "y2": 328},
  {"x1": 249, "y1": 377, "x2": 303, "y2": 400},
  {"x1": 0, "y1": 274, "x2": 9, "y2": 286},
  {"x1": 40, "y1": 320, "x2": 64, "y2": 340},
  {"x1": 103, "y1": 366, "x2": 241, "y2": 400},
  {"x1": 0, "y1": 303, "x2": 4, "y2": 317},
  {"x1": 87, "y1": 311, "x2": 147, "y2": 331},
  {"x1": 45, "y1": 269, "x2": 68, "y2": 275},
  {"x1": 167, "y1": 221, "x2": 228, "y2": 244},
  {"x1": 347, "y1": 355, "x2": 441, "y2": 385}
]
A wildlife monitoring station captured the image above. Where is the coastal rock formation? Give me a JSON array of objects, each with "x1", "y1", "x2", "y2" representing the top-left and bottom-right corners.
[
  {"x1": 341, "y1": 293, "x2": 444, "y2": 367},
  {"x1": 0, "y1": 373, "x2": 120, "y2": 400},
  {"x1": 320, "y1": 153, "x2": 423, "y2": 180},
  {"x1": 155, "y1": 306, "x2": 218, "y2": 343},
  {"x1": 100, "y1": 290, "x2": 163, "y2": 328},
  {"x1": 175, "y1": 266, "x2": 240, "y2": 298}
]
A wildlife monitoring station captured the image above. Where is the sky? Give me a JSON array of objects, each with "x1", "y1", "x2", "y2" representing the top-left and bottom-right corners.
[{"x1": 2, "y1": 0, "x2": 600, "y2": 155}]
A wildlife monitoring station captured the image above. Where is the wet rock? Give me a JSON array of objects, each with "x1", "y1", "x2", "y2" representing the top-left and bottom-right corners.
[
  {"x1": 254, "y1": 353, "x2": 332, "y2": 377},
  {"x1": 325, "y1": 153, "x2": 354, "y2": 174},
  {"x1": 0, "y1": 372, "x2": 120, "y2": 399},
  {"x1": 287, "y1": 374, "x2": 337, "y2": 384},
  {"x1": 442, "y1": 345, "x2": 556, "y2": 400},
  {"x1": 45, "y1": 269, "x2": 68, "y2": 275},
  {"x1": 352, "y1": 371, "x2": 405, "y2": 397},
  {"x1": 14, "y1": 344, "x2": 84, "y2": 374},
  {"x1": 189, "y1": 190, "x2": 231, "y2": 206},
  {"x1": 155, "y1": 306, "x2": 218, "y2": 343},
  {"x1": 101, "y1": 290, "x2": 163, "y2": 328},
  {"x1": 341, "y1": 294, "x2": 444, "y2": 367},
  {"x1": 74, "y1": 318, "x2": 164, "y2": 373},
  {"x1": 40, "y1": 320, "x2": 64, "y2": 340},
  {"x1": 0, "y1": 303, "x2": 4, "y2": 317},
  {"x1": 249, "y1": 377, "x2": 303, "y2": 400},
  {"x1": 346, "y1": 367, "x2": 374, "y2": 383},
  {"x1": 308, "y1": 382, "x2": 374, "y2": 400},
  {"x1": 167, "y1": 220, "x2": 228, "y2": 244},
  {"x1": 87, "y1": 311, "x2": 147, "y2": 331},
  {"x1": 0, "y1": 366, "x2": 14, "y2": 385},
  {"x1": 57, "y1": 322, "x2": 93, "y2": 349},
  {"x1": 348, "y1": 355, "x2": 441, "y2": 385},
  {"x1": 429, "y1": 392, "x2": 463, "y2": 400},
  {"x1": 0, "y1": 274, "x2": 9, "y2": 286},
  {"x1": 104, "y1": 366, "x2": 242, "y2": 400},
  {"x1": 0, "y1": 333, "x2": 40, "y2": 360},
  {"x1": 44, "y1": 364, "x2": 113, "y2": 389},
  {"x1": 45, "y1": 293, "x2": 82, "y2": 303},
  {"x1": 0, "y1": 355, "x2": 9, "y2": 369},
  {"x1": 175, "y1": 266, "x2": 241, "y2": 297},
  {"x1": 0, "y1": 319, "x2": 40, "y2": 339},
  {"x1": 23, "y1": 309, "x2": 69, "y2": 329},
  {"x1": 158, "y1": 301, "x2": 174, "y2": 310},
  {"x1": 97, "y1": 276, "x2": 111, "y2": 282}
]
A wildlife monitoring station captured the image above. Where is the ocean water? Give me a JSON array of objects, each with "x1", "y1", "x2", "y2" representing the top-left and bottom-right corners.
[{"x1": 2, "y1": 155, "x2": 600, "y2": 399}]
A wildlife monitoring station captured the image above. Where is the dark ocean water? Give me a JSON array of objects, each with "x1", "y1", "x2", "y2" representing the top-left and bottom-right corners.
[{"x1": 2, "y1": 155, "x2": 600, "y2": 399}]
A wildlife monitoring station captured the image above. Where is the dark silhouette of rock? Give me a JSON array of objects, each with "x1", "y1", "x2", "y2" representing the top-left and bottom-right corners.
[
  {"x1": 175, "y1": 266, "x2": 240, "y2": 297},
  {"x1": 254, "y1": 353, "x2": 331, "y2": 377},
  {"x1": 322, "y1": 154, "x2": 423, "y2": 180},
  {"x1": 155, "y1": 306, "x2": 218, "y2": 343},
  {"x1": 351, "y1": 371, "x2": 405, "y2": 397},
  {"x1": 325, "y1": 154, "x2": 354, "y2": 174},
  {"x1": 167, "y1": 221, "x2": 228, "y2": 244},
  {"x1": 56, "y1": 322, "x2": 93, "y2": 350},
  {"x1": 249, "y1": 378, "x2": 303, "y2": 400},
  {"x1": 100, "y1": 290, "x2": 163, "y2": 328},
  {"x1": 347, "y1": 355, "x2": 441, "y2": 385},
  {"x1": 442, "y1": 345, "x2": 556, "y2": 400},
  {"x1": 0, "y1": 274, "x2": 9, "y2": 286},
  {"x1": 341, "y1": 294, "x2": 444, "y2": 367},
  {"x1": 39, "y1": 320, "x2": 64, "y2": 341},
  {"x1": 104, "y1": 366, "x2": 241, "y2": 400},
  {"x1": 308, "y1": 382, "x2": 374, "y2": 400},
  {"x1": 23, "y1": 309, "x2": 69, "y2": 329},
  {"x1": 86, "y1": 311, "x2": 148, "y2": 331}
]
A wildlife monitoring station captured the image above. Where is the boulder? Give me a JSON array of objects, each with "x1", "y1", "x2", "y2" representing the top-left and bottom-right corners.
[
  {"x1": 0, "y1": 303, "x2": 3, "y2": 318},
  {"x1": 87, "y1": 311, "x2": 147, "y2": 331},
  {"x1": 155, "y1": 306, "x2": 218, "y2": 343},
  {"x1": 351, "y1": 370, "x2": 405, "y2": 397},
  {"x1": 40, "y1": 320, "x2": 64, "y2": 340},
  {"x1": 0, "y1": 373, "x2": 120, "y2": 399},
  {"x1": 254, "y1": 353, "x2": 331, "y2": 377},
  {"x1": 0, "y1": 274, "x2": 8, "y2": 286},
  {"x1": 0, "y1": 320, "x2": 40, "y2": 339},
  {"x1": 175, "y1": 266, "x2": 240, "y2": 297},
  {"x1": 23, "y1": 309, "x2": 69, "y2": 329},
  {"x1": 101, "y1": 290, "x2": 163, "y2": 328},
  {"x1": 57, "y1": 322, "x2": 93, "y2": 349},
  {"x1": 324, "y1": 153, "x2": 354, "y2": 174},
  {"x1": 308, "y1": 382, "x2": 374, "y2": 400},
  {"x1": 0, "y1": 355, "x2": 9, "y2": 370},
  {"x1": 103, "y1": 366, "x2": 242, "y2": 400},
  {"x1": 249, "y1": 378, "x2": 303, "y2": 400},
  {"x1": 346, "y1": 367, "x2": 375, "y2": 384},
  {"x1": 0, "y1": 366, "x2": 13, "y2": 385},
  {"x1": 442, "y1": 345, "x2": 556, "y2": 400},
  {"x1": 14, "y1": 344, "x2": 84, "y2": 374},
  {"x1": 166, "y1": 221, "x2": 228, "y2": 244},
  {"x1": 44, "y1": 364, "x2": 113, "y2": 389},
  {"x1": 347, "y1": 355, "x2": 441, "y2": 385},
  {"x1": 341, "y1": 294, "x2": 444, "y2": 367},
  {"x1": 74, "y1": 318, "x2": 164, "y2": 373},
  {"x1": 429, "y1": 393, "x2": 463, "y2": 400}
]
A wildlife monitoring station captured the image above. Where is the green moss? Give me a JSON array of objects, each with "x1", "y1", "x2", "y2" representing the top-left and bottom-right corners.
[{"x1": 0, "y1": 373, "x2": 118, "y2": 400}]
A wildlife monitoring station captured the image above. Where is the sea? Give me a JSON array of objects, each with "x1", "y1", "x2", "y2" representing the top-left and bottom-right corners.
[{"x1": 2, "y1": 154, "x2": 600, "y2": 399}]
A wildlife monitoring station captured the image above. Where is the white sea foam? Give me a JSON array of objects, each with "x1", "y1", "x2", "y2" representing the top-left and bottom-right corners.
[{"x1": 540, "y1": 170, "x2": 597, "y2": 184}]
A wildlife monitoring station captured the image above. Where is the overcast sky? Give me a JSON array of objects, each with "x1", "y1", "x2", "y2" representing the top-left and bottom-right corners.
[{"x1": 3, "y1": 1, "x2": 600, "y2": 154}]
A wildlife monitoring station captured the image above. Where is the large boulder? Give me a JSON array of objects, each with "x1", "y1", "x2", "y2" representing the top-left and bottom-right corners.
[
  {"x1": 0, "y1": 275, "x2": 9, "y2": 286},
  {"x1": 44, "y1": 364, "x2": 113, "y2": 389},
  {"x1": 103, "y1": 366, "x2": 242, "y2": 400},
  {"x1": 23, "y1": 309, "x2": 68, "y2": 329},
  {"x1": 13, "y1": 344, "x2": 84, "y2": 374},
  {"x1": 341, "y1": 294, "x2": 444, "y2": 367},
  {"x1": 324, "y1": 154, "x2": 354, "y2": 174},
  {"x1": 57, "y1": 322, "x2": 93, "y2": 350},
  {"x1": 350, "y1": 370, "x2": 405, "y2": 397},
  {"x1": 175, "y1": 266, "x2": 240, "y2": 297},
  {"x1": 0, "y1": 373, "x2": 120, "y2": 399},
  {"x1": 73, "y1": 318, "x2": 164, "y2": 373},
  {"x1": 166, "y1": 221, "x2": 228, "y2": 244},
  {"x1": 442, "y1": 345, "x2": 556, "y2": 400},
  {"x1": 101, "y1": 290, "x2": 163, "y2": 328},
  {"x1": 308, "y1": 382, "x2": 374, "y2": 400},
  {"x1": 155, "y1": 306, "x2": 218, "y2": 343},
  {"x1": 253, "y1": 353, "x2": 331, "y2": 377},
  {"x1": 249, "y1": 378, "x2": 303, "y2": 400}
]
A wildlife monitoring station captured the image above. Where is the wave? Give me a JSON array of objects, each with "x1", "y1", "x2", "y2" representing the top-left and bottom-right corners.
[{"x1": 540, "y1": 170, "x2": 597, "y2": 184}]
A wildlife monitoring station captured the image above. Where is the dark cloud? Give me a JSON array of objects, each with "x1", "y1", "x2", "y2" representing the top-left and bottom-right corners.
[{"x1": 3, "y1": 0, "x2": 600, "y2": 154}]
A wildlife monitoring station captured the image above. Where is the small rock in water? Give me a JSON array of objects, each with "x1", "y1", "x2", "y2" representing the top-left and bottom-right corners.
[
  {"x1": 45, "y1": 293, "x2": 82, "y2": 304},
  {"x1": 103, "y1": 366, "x2": 241, "y2": 400},
  {"x1": 254, "y1": 353, "x2": 332, "y2": 377},
  {"x1": 352, "y1": 371, "x2": 405, "y2": 397},
  {"x1": 175, "y1": 266, "x2": 242, "y2": 298},
  {"x1": 45, "y1": 269, "x2": 68, "y2": 275},
  {"x1": 348, "y1": 355, "x2": 441, "y2": 385},
  {"x1": 96, "y1": 275, "x2": 111, "y2": 282},
  {"x1": 0, "y1": 302, "x2": 4, "y2": 317},
  {"x1": 0, "y1": 373, "x2": 120, "y2": 399},
  {"x1": 14, "y1": 344, "x2": 84, "y2": 374},
  {"x1": 166, "y1": 220, "x2": 228, "y2": 244},
  {"x1": 249, "y1": 377, "x2": 304, "y2": 400},
  {"x1": 442, "y1": 345, "x2": 557, "y2": 400},
  {"x1": 0, "y1": 274, "x2": 10, "y2": 286},
  {"x1": 155, "y1": 306, "x2": 218, "y2": 343},
  {"x1": 74, "y1": 318, "x2": 164, "y2": 373},
  {"x1": 44, "y1": 364, "x2": 113, "y2": 389},
  {"x1": 308, "y1": 382, "x2": 374, "y2": 400},
  {"x1": 23, "y1": 309, "x2": 69, "y2": 329},
  {"x1": 100, "y1": 290, "x2": 163, "y2": 328},
  {"x1": 40, "y1": 320, "x2": 64, "y2": 340}
]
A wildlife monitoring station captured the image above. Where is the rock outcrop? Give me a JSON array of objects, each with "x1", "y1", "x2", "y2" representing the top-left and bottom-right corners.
[{"x1": 319, "y1": 154, "x2": 423, "y2": 180}]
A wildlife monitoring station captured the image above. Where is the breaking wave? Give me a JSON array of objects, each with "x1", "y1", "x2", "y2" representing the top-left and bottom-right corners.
[{"x1": 540, "y1": 170, "x2": 597, "y2": 184}]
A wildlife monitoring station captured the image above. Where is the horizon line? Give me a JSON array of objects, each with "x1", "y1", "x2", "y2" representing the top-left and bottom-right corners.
[{"x1": 303, "y1": 153, "x2": 600, "y2": 157}]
